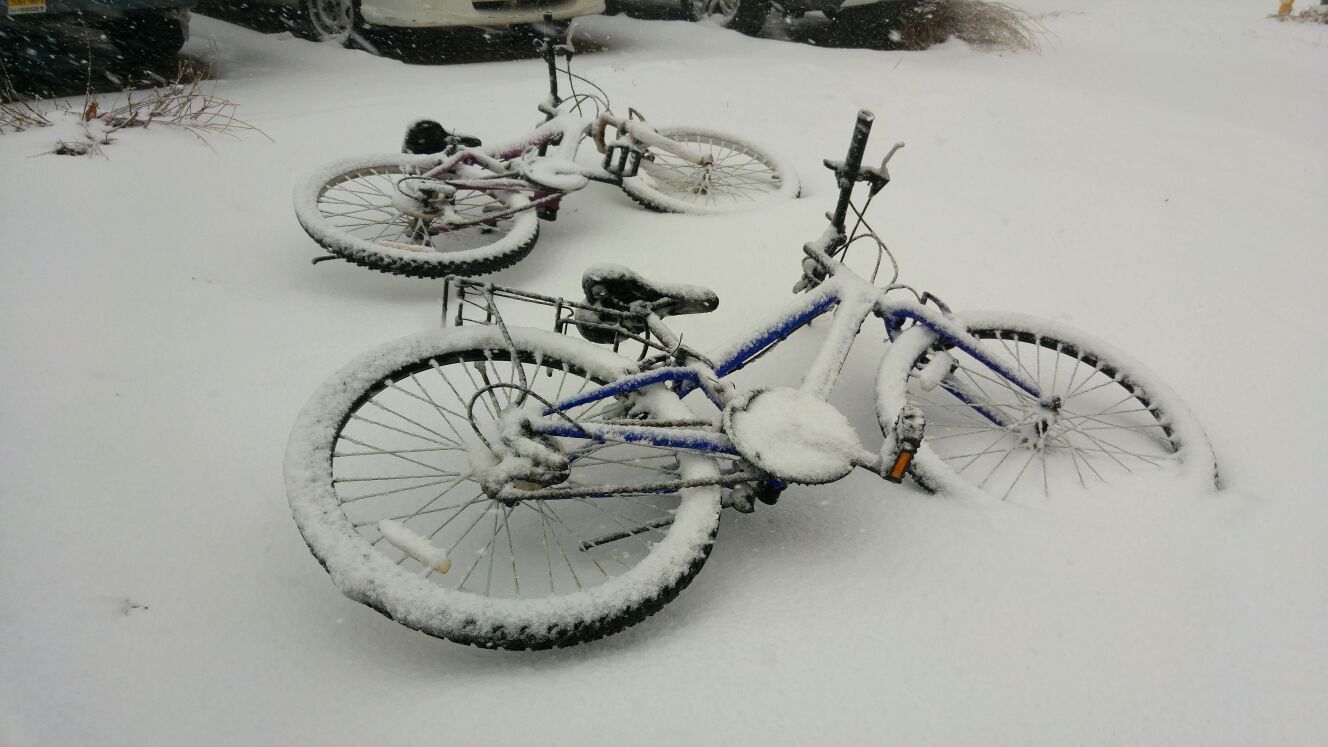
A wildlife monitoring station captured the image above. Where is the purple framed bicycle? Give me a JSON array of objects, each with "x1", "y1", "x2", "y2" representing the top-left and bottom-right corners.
[{"x1": 293, "y1": 21, "x2": 800, "y2": 278}]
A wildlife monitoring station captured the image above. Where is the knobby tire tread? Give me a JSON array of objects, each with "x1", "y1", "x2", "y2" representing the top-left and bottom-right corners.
[
  {"x1": 322, "y1": 225, "x2": 540, "y2": 278},
  {"x1": 343, "y1": 525, "x2": 718, "y2": 650},
  {"x1": 288, "y1": 327, "x2": 723, "y2": 650}
]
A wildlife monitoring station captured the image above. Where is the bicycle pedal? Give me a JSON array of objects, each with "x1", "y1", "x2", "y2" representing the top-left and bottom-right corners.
[
  {"x1": 727, "y1": 485, "x2": 758, "y2": 514},
  {"x1": 884, "y1": 406, "x2": 925, "y2": 484},
  {"x1": 755, "y1": 483, "x2": 782, "y2": 506}
]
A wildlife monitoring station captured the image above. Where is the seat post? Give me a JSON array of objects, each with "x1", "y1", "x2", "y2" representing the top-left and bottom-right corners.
[{"x1": 644, "y1": 311, "x2": 681, "y2": 353}]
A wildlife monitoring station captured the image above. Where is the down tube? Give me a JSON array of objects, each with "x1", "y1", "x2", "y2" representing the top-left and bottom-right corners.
[{"x1": 891, "y1": 308, "x2": 1045, "y2": 401}]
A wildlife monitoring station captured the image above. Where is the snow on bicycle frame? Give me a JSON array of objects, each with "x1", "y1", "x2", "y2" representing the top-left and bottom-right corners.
[
  {"x1": 437, "y1": 113, "x2": 1054, "y2": 503},
  {"x1": 285, "y1": 109, "x2": 1217, "y2": 650},
  {"x1": 410, "y1": 21, "x2": 736, "y2": 211},
  {"x1": 293, "y1": 15, "x2": 800, "y2": 277},
  {"x1": 443, "y1": 242, "x2": 1040, "y2": 491}
]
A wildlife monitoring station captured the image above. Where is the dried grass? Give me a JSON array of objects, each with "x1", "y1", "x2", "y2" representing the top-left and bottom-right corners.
[
  {"x1": 897, "y1": 0, "x2": 1045, "y2": 52},
  {"x1": 92, "y1": 61, "x2": 268, "y2": 144},
  {"x1": 1272, "y1": 7, "x2": 1328, "y2": 23},
  {"x1": 3, "y1": 57, "x2": 268, "y2": 155},
  {"x1": 0, "y1": 61, "x2": 53, "y2": 132}
]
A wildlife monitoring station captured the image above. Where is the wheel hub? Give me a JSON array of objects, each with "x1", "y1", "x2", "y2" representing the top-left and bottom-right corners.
[
  {"x1": 1019, "y1": 396, "x2": 1063, "y2": 449},
  {"x1": 477, "y1": 407, "x2": 571, "y2": 501},
  {"x1": 394, "y1": 178, "x2": 453, "y2": 219}
]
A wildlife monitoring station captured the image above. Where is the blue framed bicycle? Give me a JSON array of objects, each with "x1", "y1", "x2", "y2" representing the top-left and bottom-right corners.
[{"x1": 285, "y1": 112, "x2": 1217, "y2": 650}]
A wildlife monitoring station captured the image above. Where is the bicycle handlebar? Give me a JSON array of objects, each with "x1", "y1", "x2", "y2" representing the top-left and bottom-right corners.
[{"x1": 830, "y1": 110, "x2": 875, "y2": 234}]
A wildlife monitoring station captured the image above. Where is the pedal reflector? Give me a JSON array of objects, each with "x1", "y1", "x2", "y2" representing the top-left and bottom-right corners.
[{"x1": 885, "y1": 450, "x2": 914, "y2": 484}]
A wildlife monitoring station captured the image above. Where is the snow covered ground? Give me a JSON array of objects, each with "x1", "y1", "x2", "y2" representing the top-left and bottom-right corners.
[{"x1": 2, "y1": 2, "x2": 1326, "y2": 744}]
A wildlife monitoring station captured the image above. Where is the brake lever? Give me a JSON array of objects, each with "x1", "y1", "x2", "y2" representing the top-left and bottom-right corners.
[{"x1": 792, "y1": 257, "x2": 826, "y2": 293}]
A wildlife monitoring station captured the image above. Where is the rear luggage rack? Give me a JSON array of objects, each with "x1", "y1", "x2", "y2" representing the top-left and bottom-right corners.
[{"x1": 442, "y1": 275, "x2": 674, "y2": 360}]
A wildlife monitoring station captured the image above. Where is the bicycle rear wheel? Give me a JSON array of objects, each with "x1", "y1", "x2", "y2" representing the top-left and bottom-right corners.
[
  {"x1": 294, "y1": 153, "x2": 540, "y2": 278},
  {"x1": 286, "y1": 326, "x2": 723, "y2": 649},
  {"x1": 876, "y1": 312, "x2": 1217, "y2": 502},
  {"x1": 621, "y1": 127, "x2": 799, "y2": 215}
]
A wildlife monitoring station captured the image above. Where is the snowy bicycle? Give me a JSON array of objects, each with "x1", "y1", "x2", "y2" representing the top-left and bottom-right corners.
[
  {"x1": 285, "y1": 111, "x2": 1217, "y2": 650},
  {"x1": 293, "y1": 19, "x2": 799, "y2": 278}
]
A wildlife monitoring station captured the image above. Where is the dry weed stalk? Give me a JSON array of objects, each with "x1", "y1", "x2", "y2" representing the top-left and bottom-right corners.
[
  {"x1": 1272, "y1": 7, "x2": 1328, "y2": 23},
  {"x1": 3, "y1": 58, "x2": 267, "y2": 152},
  {"x1": 0, "y1": 61, "x2": 53, "y2": 133},
  {"x1": 95, "y1": 62, "x2": 268, "y2": 143},
  {"x1": 899, "y1": 0, "x2": 1045, "y2": 52}
]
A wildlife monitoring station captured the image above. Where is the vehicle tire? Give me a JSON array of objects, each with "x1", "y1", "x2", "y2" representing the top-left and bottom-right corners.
[
  {"x1": 682, "y1": 0, "x2": 770, "y2": 36},
  {"x1": 286, "y1": 326, "x2": 723, "y2": 649},
  {"x1": 293, "y1": 153, "x2": 540, "y2": 277},
  {"x1": 102, "y1": 9, "x2": 189, "y2": 70},
  {"x1": 620, "y1": 127, "x2": 799, "y2": 215},
  {"x1": 296, "y1": 0, "x2": 360, "y2": 44},
  {"x1": 831, "y1": 2, "x2": 910, "y2": 48},
  {"x1": 876, "y1": 312, "x2": 1218, "y2": 502}
]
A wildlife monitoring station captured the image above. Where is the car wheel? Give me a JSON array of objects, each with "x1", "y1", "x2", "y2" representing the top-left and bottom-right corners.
[
  {"x1": 103, "y1": 9, "x2": 189, "y2": 70},
  {"x1": 298, "y1": 0, "x2": 360, "y2": 44},
  {"x1": 682, "y1": 0, "x2": 769, "y2": 36},
  {"x1": 832, "y1": 2, "x2": 911, "y2": 48}
]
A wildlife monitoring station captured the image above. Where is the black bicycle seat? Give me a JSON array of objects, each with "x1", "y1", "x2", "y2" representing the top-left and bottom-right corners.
[
  {"x1": 581, "y1": 264, "x2": 718, "y2": 318},
  {"x1": 402, "y1": 119, "x2": 482, "y2": 155}
]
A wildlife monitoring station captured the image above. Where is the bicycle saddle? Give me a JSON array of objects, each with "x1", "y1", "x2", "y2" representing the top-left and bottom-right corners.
[
  {"x1": 401, "y1": 119, "x2": 483, "y2": 155},
  {"x1": 575, "y1": 264, "x2": 718, "y2": 344},
  {"x1": 582, "y1": 264, "x2": 718, "y2": 316}
]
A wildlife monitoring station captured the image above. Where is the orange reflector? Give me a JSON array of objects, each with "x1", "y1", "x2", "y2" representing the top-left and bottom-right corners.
[{"x1": 885, "y1": 450, "x2": 914, "y2": 483}]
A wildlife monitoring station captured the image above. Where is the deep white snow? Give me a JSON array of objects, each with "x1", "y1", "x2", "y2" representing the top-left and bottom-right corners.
[{"x1": 2, "y1": 2, "x2": 1326, "y2": 744}]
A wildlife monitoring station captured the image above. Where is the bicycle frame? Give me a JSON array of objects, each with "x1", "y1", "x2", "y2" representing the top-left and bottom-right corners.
[
  {"x1": 470, "y1": 109, "x2": 1049, "y2": 498},
  {"x1": 416, "y1": 112, "x2": 711, "y2": 189},
  {"x1": 402, "y1": 19, "x2": 714, "y2": 220},
  {"x1": 512, "y1": 263, "x2": 1045, "y2": 472}
]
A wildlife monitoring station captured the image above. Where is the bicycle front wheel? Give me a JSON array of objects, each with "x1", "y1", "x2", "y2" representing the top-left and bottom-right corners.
[
  {"x1": 621, "y1": 127, "x2": 799, "y2": 215},
  {"x1": 286, "y1": 326, "x2": 723, "y2": 650},
  {"x1": 294, "y1": 153, "x2": 540, "y2": 278},
  {"x1": 876, "y1": 312, "x2": 1217, "y2": 502}
]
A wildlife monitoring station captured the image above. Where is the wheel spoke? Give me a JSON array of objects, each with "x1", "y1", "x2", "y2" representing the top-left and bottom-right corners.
[
  {"x1": 316, "y1": 341, "x2": 717, "y2": 630},
  {"x1": 903, "y1": 326, "x2": 1185, "y2": 502}
]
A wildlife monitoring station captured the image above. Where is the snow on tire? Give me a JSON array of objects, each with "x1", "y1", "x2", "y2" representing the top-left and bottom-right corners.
[
  {"x1": 621, "y1": 127, "x2": 799, "y2": 215},
  {"x1": 293, "y1": 153, "x2": 540, "y2": 278},
  {"x1": 876, "y1": 311, "x2": 1218, "y2": 503},
  {"x1": 285, "y1": 326, "x2": 723, "y2": 649}
]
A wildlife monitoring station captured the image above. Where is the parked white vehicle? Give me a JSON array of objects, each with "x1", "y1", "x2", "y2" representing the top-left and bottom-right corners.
[
  {"x1": 272, "y1": 0, "x2": 606, "y2": 43},
  {"x1": 684, "y1": 0, "x2": 909, "y2": 36}
]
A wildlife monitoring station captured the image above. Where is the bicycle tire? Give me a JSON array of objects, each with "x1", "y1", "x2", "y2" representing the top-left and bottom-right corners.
[
  {"x1": 876, "y1": 312, "x2": 1217, "y2": 502},
  {"x1": 286, "y1": 326, "x2": 723, "y2": 649},
  {"x1": 621, "y1": 126, "x2": 799, "y2": 215},
  {"x1": 294, "y1": 153, "x2": 540, "y2": 278}
]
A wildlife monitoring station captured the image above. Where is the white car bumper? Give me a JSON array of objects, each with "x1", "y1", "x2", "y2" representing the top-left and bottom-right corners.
[{"x1": 361, "y1": 0, "x2": 605, "y2": 29}]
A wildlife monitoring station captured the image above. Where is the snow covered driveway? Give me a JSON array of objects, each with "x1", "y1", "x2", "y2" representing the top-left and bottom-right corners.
[{"x1": 2, "y1": 2, "x2": 1325, "y2": 744}]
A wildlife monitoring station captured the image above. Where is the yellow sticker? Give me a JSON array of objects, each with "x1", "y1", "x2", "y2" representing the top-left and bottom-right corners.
[{"x1": 7, "y1": 0, "x2": 48, "y2": 15}]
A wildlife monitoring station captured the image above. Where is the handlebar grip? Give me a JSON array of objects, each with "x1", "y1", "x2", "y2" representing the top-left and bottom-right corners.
[
  {"x1": 843, "y1": 110, "x2": 873, "y2": 187},
  {"x1": 831, "y1": 110, "x2": 874, "y2": 233}
]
